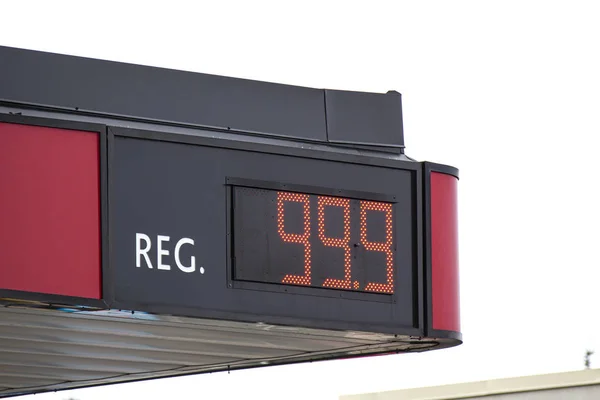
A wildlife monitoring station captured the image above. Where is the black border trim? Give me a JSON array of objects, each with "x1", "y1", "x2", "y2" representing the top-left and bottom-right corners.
[
  {"x1": 423, "y1": 161, "x2": 462, "y2": 342},
  {"x1": 427, "y1": 162, "x2": 459, "y2": 179},
  {"x1": 110, "y1": 125, "x2": 418, "y2": 171},
  {"x1": 0, "y1": 289, "x2": 105, "y2": 309},
  {"x1": 0, "y1": 113, "x2": 109, "y2": 309},
  {"x1": 225, "y1": 177, "x2": 398, "y2": 203},
  {"x1": 413, "y1": 166, "x2": 425, "y2": 332}
]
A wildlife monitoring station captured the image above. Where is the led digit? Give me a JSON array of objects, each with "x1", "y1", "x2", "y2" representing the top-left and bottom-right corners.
[
  {"x1": 234, "y1": 185, "x2": 396, "y2": 295},
  {"x1": 317, "y1": 196, "x2": 351, "y2": 290},
  {"x1": 277, "y1": 191, "x2": 311, "y2": 286},
  {"x1": 360, "y1": 201, "x2": 394, "y2": 294}
]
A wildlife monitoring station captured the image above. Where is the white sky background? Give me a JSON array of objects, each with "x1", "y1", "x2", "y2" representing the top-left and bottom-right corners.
[{"x1": 2, "y1": 0, "x2": 600, "y2": 398}]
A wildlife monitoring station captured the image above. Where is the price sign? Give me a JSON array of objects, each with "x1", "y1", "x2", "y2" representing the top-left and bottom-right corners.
[{"x1": 231, "y1": 184, "x2": 396, "y2": 294}]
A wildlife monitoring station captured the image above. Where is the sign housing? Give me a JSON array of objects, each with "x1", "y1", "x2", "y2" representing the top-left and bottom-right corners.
[{"x1": 0, "y1": 45, "x2": 461, "y2": 398}]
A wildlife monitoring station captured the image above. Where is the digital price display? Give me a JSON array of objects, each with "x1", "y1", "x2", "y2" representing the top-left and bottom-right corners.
[{"x1": 232, "y1": 184, "x2": 396, "y2": 294}]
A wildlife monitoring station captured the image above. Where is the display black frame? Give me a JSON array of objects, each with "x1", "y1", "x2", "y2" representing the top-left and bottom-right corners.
[{"x1": 225, "y1": 177, "x2": 399, "y2": 303}]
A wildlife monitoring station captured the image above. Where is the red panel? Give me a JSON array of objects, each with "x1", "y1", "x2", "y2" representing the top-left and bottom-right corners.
[
  {"x1": 431, "y1": 172, "x2": 460, "y2": 332},
  {"x1": 0, "y1": 122, "x2": 101, "y2": 299}
]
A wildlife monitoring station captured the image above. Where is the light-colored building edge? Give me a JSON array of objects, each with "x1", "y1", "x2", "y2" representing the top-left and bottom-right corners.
[{"x1": 339, "y1": 368, "x2": 600, "y2": 400}]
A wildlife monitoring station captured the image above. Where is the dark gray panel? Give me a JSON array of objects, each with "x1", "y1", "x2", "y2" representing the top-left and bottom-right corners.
[
  {"x1": 325, "y1": 90, "x2": 404, "y2": 147},
  {"x1": 110, "y1": 131, "x2": 417, "y2": 334},
  {"x1": 0, "y1": 46, "x2": 326, "y2": 141}
]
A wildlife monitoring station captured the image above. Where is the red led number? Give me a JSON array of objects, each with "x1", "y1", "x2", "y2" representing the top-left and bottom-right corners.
[
  {"x1": 276, "y1": 192, "x2": 394, "y2": 294},
  {"x1": 277, "y1": 192, "x2": 311, "y2": 286},
  {"x1": 361, "y1": 201, "x2": 394, "y2": 294},
  {"x1": 318, "y1": 196, "x2": 352, "y2": 290}
]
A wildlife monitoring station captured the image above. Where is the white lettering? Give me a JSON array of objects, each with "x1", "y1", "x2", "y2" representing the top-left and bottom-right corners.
[
  {"x1": 175, "y1": 237, "x2": 195, "y2": 273},
  {"x1": 136, "y1": 233, "x2": 153, "y2": 268},
  {"x1": 136, "y1": 233, "x2": 204, "y2": 274},
  {"x1": 157, "y1": 235, "x2": 171, "y2": 270}
]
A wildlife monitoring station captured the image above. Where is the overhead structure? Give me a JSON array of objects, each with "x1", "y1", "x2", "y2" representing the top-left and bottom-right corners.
[{"x1": 0, "y1": 45, "x2": 461, "y2": 398}]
